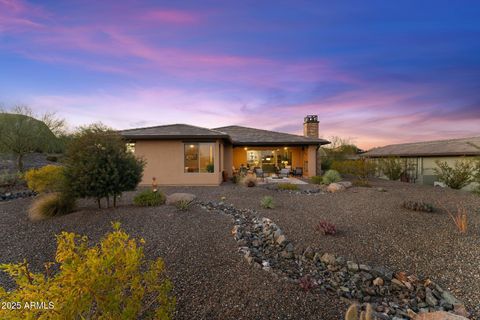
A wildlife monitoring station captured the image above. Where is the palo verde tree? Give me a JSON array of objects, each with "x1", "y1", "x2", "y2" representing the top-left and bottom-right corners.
[
  {"x1": 379, "y1": 156, "x2": 403, "y2": 181},
  {"x1": 0, "y1": 106, "x2": 65, "y2": 172},
  {"x1": 64, "y1": 124, "x2": 145, "y2": 208}
]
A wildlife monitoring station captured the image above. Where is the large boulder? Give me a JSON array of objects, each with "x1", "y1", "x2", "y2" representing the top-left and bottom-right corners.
[
  {"x1": 412, "y1": 311, "x2": 469, "y2": 320},
  {"x1": 165, "y1": 193, "x2": 196, "y2": 205},
  {"x1": 327, "y1": 183, "x2": 346, "y2": 193},
  {"x1": 337, "y1": 181, "x2": 352, "y2": 188}
]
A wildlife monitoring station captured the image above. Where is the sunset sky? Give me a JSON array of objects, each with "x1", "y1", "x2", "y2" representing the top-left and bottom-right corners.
[{"x1": 1, "y1": 0, "x2": 479, "y2": 149}]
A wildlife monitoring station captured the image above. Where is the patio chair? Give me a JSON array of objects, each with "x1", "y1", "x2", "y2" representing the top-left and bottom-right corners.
[
  {"x1": 293, "y1": 167, "x2": 303, "y2": 177},
  {"x1": 278, "y1": 168, "x2": 290, "y2": 178},
  {"x1": 255, "y1": 168, "x2": 265, "y2": 179}
]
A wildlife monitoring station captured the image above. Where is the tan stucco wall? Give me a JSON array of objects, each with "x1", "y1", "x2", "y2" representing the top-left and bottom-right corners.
[
  {"x1": 134, "y1": 140, "x2": 222, "y2": 186},
  {"x1": 223, "y1": 144, "x2": 233, "y2": 178},
  {"x1": 307, "y1": 145, "x2": 317, "y2": 177}
]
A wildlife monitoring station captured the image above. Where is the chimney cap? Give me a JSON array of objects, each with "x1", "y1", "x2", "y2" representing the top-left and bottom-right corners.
[{"x1": 304, "y1": 115, "x2": 318, "y2": 123}]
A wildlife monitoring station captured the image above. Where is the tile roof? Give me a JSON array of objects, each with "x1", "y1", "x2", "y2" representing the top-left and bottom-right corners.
[
  {"x1": 120, "y1": 124, "x2": 229, "y2": 140},
  {"x1": 363, "y1": 136, "x2": 480, "y2": 157},
  {"x1": 120, "y1": 123, "x2": 330, "y2": 146},
  {"x1": 213, "y1": 125, "x2": 330, "y2": 146}
]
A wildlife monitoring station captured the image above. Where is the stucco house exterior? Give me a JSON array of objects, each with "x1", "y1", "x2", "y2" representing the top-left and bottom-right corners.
[
  {"x1": 363, "y1": 136, "x2": 480, "y2": 190},
  {"x1": 120, "y1": 115, "x2": 329, "y2": 186}
]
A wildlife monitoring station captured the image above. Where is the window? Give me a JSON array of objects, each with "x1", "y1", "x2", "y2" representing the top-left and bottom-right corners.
[{"x1": 184, "y1": 143, "x2": 215, "y2": 173}]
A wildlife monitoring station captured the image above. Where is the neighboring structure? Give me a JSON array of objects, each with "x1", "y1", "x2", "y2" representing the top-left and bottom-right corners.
[
  {"x1": 363, "y1": 136, "x2": 480, "y2": 189},
  {"x1": 120, "y1": 116, "x2": 329, "y2": 186}
]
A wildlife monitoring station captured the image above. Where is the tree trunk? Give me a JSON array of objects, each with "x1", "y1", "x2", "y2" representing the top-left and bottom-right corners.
[
  {"x1": 113, "y1": 194, "x2": 117, "y2": 208},
  {"x1": 97, "y1": 198, "x2": 101, "y2": 209},
  {"x1": 16, "y1": 153, "x2": 24, "y2": 173}
]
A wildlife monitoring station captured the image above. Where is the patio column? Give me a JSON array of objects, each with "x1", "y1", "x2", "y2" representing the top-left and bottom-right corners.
[{"x1": 307, "y1": 145, "x2": 317, "y2": 177}]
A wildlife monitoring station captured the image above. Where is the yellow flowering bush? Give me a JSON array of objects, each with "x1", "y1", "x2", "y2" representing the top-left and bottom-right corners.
[
  {"x1": 24, "y1": 165, "x2": 65, "y2": 193},
  {"x1": 0, "y1": 222, "x2": 175, "y2": 320}
]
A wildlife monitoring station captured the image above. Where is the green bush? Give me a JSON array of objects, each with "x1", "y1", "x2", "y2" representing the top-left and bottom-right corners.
[
  {"x1": 64, "y1": 124, "x2": 145, "y2": 208},
  {"x1": 434, "y1": 159, "x2": 474, "y2": 190},
  {"x1": 134, "y1": 190, "x2": 165, "y2": 207},
  {"x1": 28, "y1": 192, "x2": 76, "y2": 221},
  {"x1": 24, "y1": 165, "x2": 65, "y2": 193},
  {"x1": 310, "y1": 175, "x2": 323, "y2": 185},
  {"x1": 260, "y1": 196, "x2": 274, "y2": 209},
  {"x1": 277, "y1": 183, "x2": 298, "y2": 190},
  {"x1": 0, "y1": 223, "x2": 175, "y2": 319},
  {"x1": 379, "y1": 157, "x2": 403, "y2": 181},
  {"x1": 322, "y1": 170, "x2": 341, "y2": 184},
  {"x1": 0, "y1": 170, "x2": 22, "y2": 189},
  {"x1": 206, "y1": 163, "x2": 214, "y2": 173}
]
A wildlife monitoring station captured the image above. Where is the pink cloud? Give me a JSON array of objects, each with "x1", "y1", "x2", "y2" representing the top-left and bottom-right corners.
[{"x1": 143, "y1": 9, "x2": 200, "y2": 24}]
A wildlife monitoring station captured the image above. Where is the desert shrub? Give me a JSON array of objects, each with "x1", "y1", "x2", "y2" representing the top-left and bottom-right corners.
[
  {"x1": 24, "y1": 165, "x2": 64, "y2": 193},
  {"x1": 277, "y1": 183, "x2": 298, "y2": 190},
  {"x1": 438, "y1": 202, "x2": 468, "y2": 233},
  {"x1": 242, "y1": 175, "x2": 257, "y2": 187},
  {"x1": 310, "y1": 175, "x2": 323, "y2": 185},
  {"x1": 64, "y1": 124, "x2": 145, "y2": 208},
  {"x1": 299, "y1": 275, "x2": 317, "y2": 292},
  {"x1": 322, "y1": 170, "x2": 341, "y2": 184},
  {"x1": 0, "y1": 170, "x2": 22, "y2": 189},
  {"x1": 260, "y1": 196, "x2": 274, "y2": 209},
  {"x1": 333, "y1": 159, "x2": 376, "y2": 184},
  {"x1": 379, "y1": 157, "x2": 403, "y2": 181},
  {"x1": 314, "y1": 220, "x2": 337, "y2": 235},
  {"x1": 28, "y1": 193, "x2": 75, "y2": 221},
  {"x1": 134, "y1": 190, "x2": 165, "y2": 207},
  {"x1": 434, "y1": 159, "x2": 474, "y2": 190},
  {"x1": 402, "y1": 200, "x2": 434, "y2": 213},
  {"x1": 175, "y1": 199, "x2": 193, "y2": 211},
  {"x1": 0, "y1": 222, "x2": 175, "y2": 319}
]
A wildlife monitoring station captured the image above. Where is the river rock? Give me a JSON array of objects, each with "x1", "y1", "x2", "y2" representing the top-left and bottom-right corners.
[{"x1": 320, "y1": 253, "x2": 336, "y2": 265}]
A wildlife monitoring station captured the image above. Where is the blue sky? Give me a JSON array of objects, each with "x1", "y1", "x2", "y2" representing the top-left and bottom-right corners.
[{"x1": 1, "y1": 0, "x2": 479, "y2": 148}]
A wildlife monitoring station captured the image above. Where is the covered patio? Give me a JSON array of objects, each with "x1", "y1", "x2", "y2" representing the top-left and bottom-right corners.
[{"x1": 231, "y1": 145, "x2": 314, "y2": 177}]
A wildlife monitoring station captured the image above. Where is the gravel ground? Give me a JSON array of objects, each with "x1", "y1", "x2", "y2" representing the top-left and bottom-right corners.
[
  {"x1": 1, "y1": 179, "x2": 479, "y2": 319},
  {"x1": 0, "y1": 193, "x2": 344, "y2": 320},
  {"x1": 175, "y1": 179, "x2": 480, "y2": 317}
]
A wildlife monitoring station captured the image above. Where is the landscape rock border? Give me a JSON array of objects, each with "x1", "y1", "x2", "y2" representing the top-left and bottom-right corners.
[
  {"x1": 200, "y1": 201, "x2": 470, "y2": 320},
  {"x1": 0, "y1": 190, "x2": 37, "y2": 202}
]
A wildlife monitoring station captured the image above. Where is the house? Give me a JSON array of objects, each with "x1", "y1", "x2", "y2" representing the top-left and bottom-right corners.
[
  {"x1": 120, "y1": 115, "x2": 329, "y2": 186},
  {"x1": 363, "y1": 136, "x2": 480, "y2": 189}
]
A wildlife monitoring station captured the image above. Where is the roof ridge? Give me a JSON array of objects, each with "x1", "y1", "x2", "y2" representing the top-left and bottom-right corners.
[
  {"x1": 121, "y1": 123, "x2": 220, "y2": 133},
  {"x1": 213, "y1": 125, "x2": 323, "y2": 141},
  {"x1": 369, "y1": 135, "x2": 480, "y2": 150}
]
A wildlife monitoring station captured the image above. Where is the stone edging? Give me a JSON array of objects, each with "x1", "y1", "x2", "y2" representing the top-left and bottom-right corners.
[
  {"x1": 0, "y1": 190, "x2": 37, "y2": 202},
  {"x1": 199, "y1": 201, "x2": 470, "y2": 320}
]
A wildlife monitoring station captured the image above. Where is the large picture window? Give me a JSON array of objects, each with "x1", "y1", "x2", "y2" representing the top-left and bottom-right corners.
[{"x1": 184, "y1": 143, "x2": 215, "y2": 173}]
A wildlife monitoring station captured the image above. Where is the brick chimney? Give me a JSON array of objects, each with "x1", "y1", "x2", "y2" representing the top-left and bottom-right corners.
[{"x1": 303, "y1": 115, "x2": 319, "y2": 138}]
